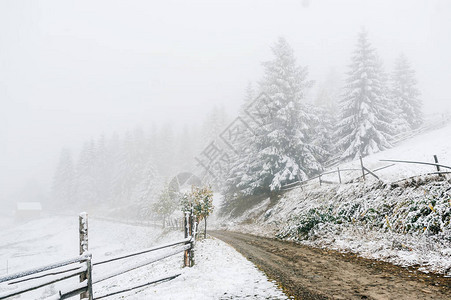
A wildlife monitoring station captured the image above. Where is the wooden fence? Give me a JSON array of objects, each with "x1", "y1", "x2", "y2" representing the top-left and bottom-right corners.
[
  {"x1": 0, "y1": 254, "x2": 92, "y2": 300},
  {"x1": 0, "y1": 212, "x2": 197, "y2": 300},
  {"x1": 323, "y1": 114, "x2": 450, "y2": 170},
  {"x1": 93, "y1": 215, "x2": 183, "y2": 231},
  {"x1": 282, "y1": 154, "x2": 451, "y2": 191}
]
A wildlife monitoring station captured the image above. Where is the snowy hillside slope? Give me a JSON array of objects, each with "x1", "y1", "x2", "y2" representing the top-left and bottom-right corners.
[
  {"x1": 320, "y1": 121, "x2": 451, "y2": 185},
  {"x1": 218, "y1": 123, "x2": 451, "y2": 276},
  {"x1": 0, "y1": 216, "x2": 287, "y2": 299}
]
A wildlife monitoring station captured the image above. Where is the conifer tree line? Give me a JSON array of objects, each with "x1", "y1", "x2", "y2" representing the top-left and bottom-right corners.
[
  {"x1": 51, "y1": 107, "x2": 229, "y2": 214},
  {"x1": 52, "y1": 30, "x2": 424, "y2": 212},
  {"x1": 223, "y1": 30, "x2": 423, "y2": 202}
]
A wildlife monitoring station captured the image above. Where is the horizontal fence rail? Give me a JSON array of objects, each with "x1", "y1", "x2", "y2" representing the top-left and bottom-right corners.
[
  {"x1": 323, "y1": 114, "x2": 450, "y2": 170},
  {"x1": 282, "y1": 153, "x2": 450, "y2": 191},
  {"x1": 1, "y1": 212, "x2": 198, "y2": 300},
  {"x1": 380, "y1": 159, "x2": 451, "y2": 170},
  {"x1": 0, "y1": 254, "x2": 91, "y2": 299},
  {"x1": 281, "y1": 164, "x2": 395, "y2": 191},
  {"x1": 0, "y1": 254, "x2": 90, "y2": 284},
  {"x1": 8, "y1": 265, "x2": 82, "y2": 285},
  {"x1": 93, "y1": 273, "x2": 181, "y2": 300},
  {"x1": 93, "y1": 237, "x2": 191, "y2": 266},
  {"x1": 93, "y1": 244, "x2": 191, "y2": 284},
  {"x1": 44, "y1": 280, "x2": 90, "y2": 300}
]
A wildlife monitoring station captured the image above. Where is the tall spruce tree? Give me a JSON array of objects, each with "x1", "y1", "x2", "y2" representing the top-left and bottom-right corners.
[
  {"x1": 392, "y1": 54, "x2": 423, "y2": 130},
  {"x1": 230, "y1": 37, "x2": 323, "y2": 194},
  {"x1": 75, "y1": 140, "x2": 97, "y2": 207},
  {"x1": 52, "y1": 148, "x2": 75, "y2": 207},
  {"x1": 94, "y1": 134, "x2": 111, "y2": 204},
  {"x1": 311, "y1": 105, "x2": 335, "y2": 158},
  {"x1": 222, "y1": 84, "x2": 258, "y2": 201},
  {"x1": 336, "y1": 30, "x2": 394, "y2": 160},
  {"x1": 313, "y1": 69, "x2": 342, "y2": 156},
  {"x1": 137, "y1": 159, "x2": 160, "y2": 218},
  {"x1": 375, "y1": 57, "x2": 410, "y2": 135}
]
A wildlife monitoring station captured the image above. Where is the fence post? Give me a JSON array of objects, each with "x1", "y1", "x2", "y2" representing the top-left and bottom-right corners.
[
  {"x1": 79, "y1": 212, "x2": 89, "y2": 300},
  {"x1": 433, "y1": 155, "x2": 444, "y2": 177},
  {"x1": 337, "y1": 167, "x2": 342, "y2": 184},
  {"x1": 433, "y1": 155, "x2": 441, "y2": 172},
  {"x1": 360, "y1": 156, "x2": 366, "y2": 181},
  {"x1": 183, "y1": 212, "x2": 190, "y2": 267},
  {"x1": 319, "y1": 175, "x2": 322, "y2": 186},
  {"x1": 79, "y1": 212, "x2": 88, "y2": 254},
  {"x1": 86, "y1": 255, "x2": 93, "y2": 300},
  {"x1": 189, "y1": 211, "x2": 194, "y2": 267}
]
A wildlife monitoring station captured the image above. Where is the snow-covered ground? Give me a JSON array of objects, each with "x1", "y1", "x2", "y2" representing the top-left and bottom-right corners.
[
  {"x1": 313, "y1": 121, "x2": 451, "y2": 186},
  {"x1": 0, "y1": 215, "x2": 287, "y2": 299},
  {"x1": 122, "y1": 238, "x2": 288, "y2": 299}
]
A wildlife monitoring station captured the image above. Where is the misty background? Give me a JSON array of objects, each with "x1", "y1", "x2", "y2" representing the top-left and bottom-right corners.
[{"x1": 1, "y1": 0, "x2": 451, "y2": 207}]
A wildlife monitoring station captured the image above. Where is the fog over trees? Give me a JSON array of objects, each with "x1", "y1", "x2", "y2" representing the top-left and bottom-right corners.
[
  {"x1": 391, "y1": 54, "x2": 423, "y2": 131},
  {"x1": 50, "y1": 108, "x2": 229, "y2": 215},
  {"x1": 46, "y1": 30, "x2": 426, "y2": 214},
  {"x1": 336, "y1": 30, "x2": 395, "y2": 160},
  {"x1": 1, "y1": 0, "x2": 449, "y2": 217}
]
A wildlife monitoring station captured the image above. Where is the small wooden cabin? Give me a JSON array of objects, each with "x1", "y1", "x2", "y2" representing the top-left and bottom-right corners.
[{"x1": 16, "y1": 202, "x2": 42, "y2": 220}]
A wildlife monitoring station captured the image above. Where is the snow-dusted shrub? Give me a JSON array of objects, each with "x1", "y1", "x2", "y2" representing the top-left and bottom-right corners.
[
  {"x1": 277, "y1": 208, "x2": 336, "y2": 239},
  {"x1": 278, "y1": 177, "x2": 451, "y2": 241},
  {"x1": 400, "y1": 188, "x2": 451, "y2": 236}
]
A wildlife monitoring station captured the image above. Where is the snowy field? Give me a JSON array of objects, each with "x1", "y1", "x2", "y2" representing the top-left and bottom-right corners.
[{"x1": 0, "y1": 215, "x2": 287, "y2": 299}]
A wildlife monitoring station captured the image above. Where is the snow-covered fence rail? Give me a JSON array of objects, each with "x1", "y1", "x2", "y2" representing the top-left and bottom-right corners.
[
  {"x1": 92, "y1": 211, "x2": 197, "y2": 299},
  {"x1": 323, "y1": 114, "x2": 450, "y2": 170},
  {"x1": 0, "y1": 254, "x2": 92, "y2": 300},
  {"x1": 380, "y1": 157, "x2": 451, "y2": 175},
  {"x1": 282, "y1": 159, "x2": 395, "y2": 191},
  {"x1": 92, "y1": 215, "x2": 182, "y2": 230},
  {"x1": 0, "y1": 212, "x2": 198, "y2": 300},
  {"x1": 282, "y1": 168, "x2": 361, "y2": 190},
  {"x1": 93, "y1": 238, "x2": 191, "y2": 267},
  {"x1": 282, "y1": 154, "x2": 450, "y2": 192}
]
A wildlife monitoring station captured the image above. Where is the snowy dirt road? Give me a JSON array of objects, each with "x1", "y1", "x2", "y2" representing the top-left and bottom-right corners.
[{"x1": 211, "y1": 230, "x2": 451, "y2": 300}]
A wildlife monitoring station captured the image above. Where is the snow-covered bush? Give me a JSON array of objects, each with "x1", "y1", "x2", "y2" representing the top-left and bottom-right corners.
[
  {"x1": 277, "y1": 177, "x2": 451, "y2": 241},
  {"x1": 277, "y1": 207, "x2": 336, "y2": 239}
]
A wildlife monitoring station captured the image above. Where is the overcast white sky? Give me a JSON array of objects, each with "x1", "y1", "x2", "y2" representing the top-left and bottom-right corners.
[{"x1": 1, "y1": 0, "x2": 450, "y2": 202}]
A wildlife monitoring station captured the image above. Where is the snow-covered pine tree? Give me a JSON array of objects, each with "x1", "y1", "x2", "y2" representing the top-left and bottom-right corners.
[
  {"x1": 376, "y1": 57, "x2": 410, "y2": 135},
  {"x1": 113, "y1": 129, "x2": 151, "y2": 206},
  {"x1": 236, "y1": 37, "x2": 323, "y2": 194},
  {"x1": 311, "y1": 105, "x2": 335, "y2": 158},
  {"x1": 175, "y1": 125, "x2": 195, "y2": 172},
  {"x1": 222, "y1": 84, "x2": 257, "y2": 202},
  {"x1": 75, "y1": 140, "x2": 97, "y2": 208},
  {"x1": 392, "y1": 54, "x2": 423, "y2": 130},
  {"x1": 336, "y1": 30, "x2": 394, "y2": 160},
  {"x1": 154, "y1": 124, "x2": 176, "y2": 177},
  {"x1": 51, "y1": 148, "x2": 75, "y2": 207},
  {"x1": 241, "y1": 82, "x2": 256, "y2": 112},
  {"x1": 136, "y1": 159, "x2": 160, "y2": 218},
  {"x1": 315, "y1": 68, "x2": 341, "y2": 108},
  {"x1": 94, "y1": 134, "x2": 111, "y2": 204},
  {"x1": 313, "y1": 69, "x2": 342, "y2": 157},
  {"x1": 201, "y1": 105, "x2": 228, "y2": 143}
]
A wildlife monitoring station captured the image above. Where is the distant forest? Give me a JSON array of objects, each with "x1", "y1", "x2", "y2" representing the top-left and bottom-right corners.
[{"x1": 51, "y1": 30, "x2": 423, "y2": 215}]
